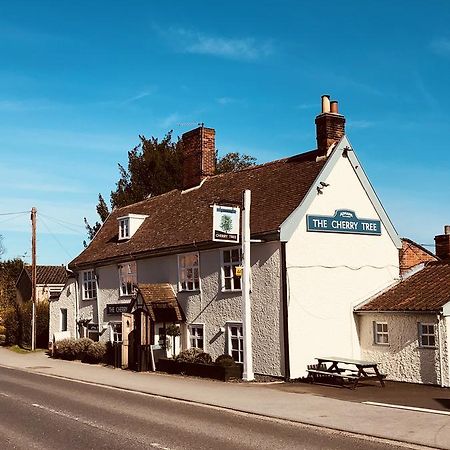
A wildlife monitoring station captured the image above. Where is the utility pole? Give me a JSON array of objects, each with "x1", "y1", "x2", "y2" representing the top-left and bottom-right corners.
[
  {"x1": 31, "y1": 207, "x2": 37, "y2": 351},
  {"x1": 241, "y1": 190, "x2": 254, "y2": 381}
]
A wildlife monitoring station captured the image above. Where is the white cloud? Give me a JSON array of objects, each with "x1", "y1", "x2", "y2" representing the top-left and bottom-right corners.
[
  {"x1": 158, "y1": 112, "x2": 181, "y2": 129},
  {"x1": 161, "y1": 27, "x2": 274, "y2": 61},
  {"x1": 348, "y1": 120, "x2": 376, "y2": 129}
]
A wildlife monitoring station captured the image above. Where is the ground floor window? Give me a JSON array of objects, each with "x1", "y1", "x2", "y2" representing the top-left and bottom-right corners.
[
  {"x1": 227, "y1": 323, "x2": 243, "y2": 363},
  {"x1": 110, "y1": 322, "x2": 123, "y2": 343},
  {"x1": 189, "y1": 324, "x2": 204, "y2": 350},
  {"x1": 373, "y1": 322, "x2": 389, "y2": 345},
  {"x1": 60, "y1": 308, "x2": 67, "y2": 332},
  {"x1": 419, "y1": 323, "x2": 436, "y2": 348}
]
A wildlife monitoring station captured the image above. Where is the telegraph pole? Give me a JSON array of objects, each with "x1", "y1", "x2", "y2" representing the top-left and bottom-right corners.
[
  {"x1": 31, "y1": 207, "x2": 37, "y2": 351},
  {"x1": 241, "y1": 190, "x2": 254, "y2": 381}
]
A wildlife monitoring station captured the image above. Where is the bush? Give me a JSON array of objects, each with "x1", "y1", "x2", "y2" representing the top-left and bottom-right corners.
[
  {"x1": 3, "y1": 306, "x2": 19, "y2": 345},
  {"x1": 215, "y1": 354, "x2": 237, "y2": 367},
  {"x1": 175, "y1": 348, "x2": 212, "y2": 365},
  {"x1": 0, "y1": 324, "x2": 6, "y2": 335},
  {"x1": 54, "y1": 338, "x2": 78, "y2": 360},
  {"x1": 82, "y1": 341, "x2": 106, "y2": 364},
  {"x1": 75, "y1": 338, "x2": 94, "y2": 360}
]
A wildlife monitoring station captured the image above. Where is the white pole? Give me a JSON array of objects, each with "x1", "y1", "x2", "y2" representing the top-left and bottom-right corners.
[{"x1": 242, "y1": 189, "x2": 254, "y2": 381}]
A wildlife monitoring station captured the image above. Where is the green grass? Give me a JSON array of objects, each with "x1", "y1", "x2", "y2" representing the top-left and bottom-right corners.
[{"x1": 8, "y1": 345, "x2": 31, "y2": 354}]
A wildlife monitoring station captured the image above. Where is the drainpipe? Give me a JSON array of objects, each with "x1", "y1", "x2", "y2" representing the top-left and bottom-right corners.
[
  {"x1": 437, "y1": 313, "x2": 444, "y2": 387},
  {"x1": 95, "y1": 268, "x2": 102, "y2": 340},
  {"x1": 74, "y1": 276, "x2": 79, "y2": 339},
  {"x1": 281, "y1": 242, "x2": 290, "y2": 381}
]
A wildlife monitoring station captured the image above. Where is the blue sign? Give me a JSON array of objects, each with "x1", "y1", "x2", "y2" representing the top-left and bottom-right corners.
[{"x1": 306, "y1": 210, "x2": 381, "y2": 235}]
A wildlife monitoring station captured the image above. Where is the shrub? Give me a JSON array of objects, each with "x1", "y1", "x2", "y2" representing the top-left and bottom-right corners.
[
  {"x1": 3, "y1": 306, "x2": 20, "y2": 345},
  {"x1": 215, "y1": 354, "x2": 237, "y2": 367},
  {"x1": 54, "y1": 338, "x2": 78, "y2": 360},
  {"x1": 74, "y1": 338, "x2": 94, "y2": 360},
  {"x1": 0, "y1": 324, "x2": 6, "y2": 335},
  {"x1": 175, "y1": 348, "x2": 212, "y2": 365},
  {"x1": 82, "y1": 341, "x2": 106, "y2": 364}
]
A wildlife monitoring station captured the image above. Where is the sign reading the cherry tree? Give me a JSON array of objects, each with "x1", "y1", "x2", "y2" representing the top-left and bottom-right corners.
[{"x1": 212, "y1": 204, "x2": 240, "y2": 243}]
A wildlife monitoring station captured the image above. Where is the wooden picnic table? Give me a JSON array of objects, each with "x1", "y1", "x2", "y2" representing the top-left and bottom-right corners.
[{"x1": 307, "y1": 356, "x2": 386, "y2": 389}]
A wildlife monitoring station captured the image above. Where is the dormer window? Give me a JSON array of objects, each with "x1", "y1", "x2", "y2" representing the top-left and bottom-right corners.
[
  {"x1": 119, "y1": 218, "x2": 130, "y2": 240},
  {"x1": 117, "y1": 214, "x2": 148, "y2": 241}
]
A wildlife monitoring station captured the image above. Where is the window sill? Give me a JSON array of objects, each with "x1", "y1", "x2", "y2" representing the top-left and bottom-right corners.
[
  {"x1": 419, "y1": 346, "x2": 437, "y2": 350},
  {"x1": 221, "y1": 289, "x2": 242, "y2": 293},
  {"x1": 373, "y1": 343, "x2": 390, "y2": 347},
  {"x1": 82, "y1": 297, "x2": 97, "y2": 301},
  {"x1": 178, "y1": 289, "x2": 201, "y2": 294}
]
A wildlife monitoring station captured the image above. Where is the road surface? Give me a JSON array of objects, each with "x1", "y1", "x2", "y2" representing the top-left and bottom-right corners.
[{"x1": 0, "y1": 366, "x2": 408, "y2": 450}]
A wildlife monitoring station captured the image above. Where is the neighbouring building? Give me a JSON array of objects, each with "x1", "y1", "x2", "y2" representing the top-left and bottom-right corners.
[
  {"x1": 356, "y1": 227, "x2": 450, "y2": 386},
  {"x1": 49, "y1": 95, "x2": 448, "y2": 384},
  {"x1": 16, "y1": 265, "x2": 68, "y2": 304}
]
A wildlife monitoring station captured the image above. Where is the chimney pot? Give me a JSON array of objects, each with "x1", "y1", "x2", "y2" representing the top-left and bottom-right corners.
[
  {"x1": 445, "y1": 225, "x2": 450, "y2": 235},
  {"x1": 330, "y1": 100, "x2": 339, "y2": 114},
  {"x1": 321, "y1": 95, "x2": 331, "y2": 113}
]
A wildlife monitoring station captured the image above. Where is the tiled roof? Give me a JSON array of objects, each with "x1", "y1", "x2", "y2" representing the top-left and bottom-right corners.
[
  {"x1": 71, "y1": 150, "x2": 325, "y2": 268},
  {"x1": 355, "y1": 261, "x2": 450, "y2": 312},
  {"x1": 24, "y1": 265, "x2": 68, "y2": 285},
  {"x1": 399, "y1": 238, "x2": 437, "y2": 273},
  {"x1": 138, "y1": 283, "x2": 184, "y2": 322}
]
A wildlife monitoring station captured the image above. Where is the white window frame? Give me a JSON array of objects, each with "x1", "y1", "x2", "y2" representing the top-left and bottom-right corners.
[
  {"x1": 81, "y1": 269, "x2": 97, "y2": 300},
  {"x1": 221, "y1": 248, "x2": 242, "y2": 292},
  {"x1": 419, "y1": 323, "x2": 436, "y2": 348},
  {"x1": 109, "y1": 321, "x2": 123, "y2": 343},
  {"x1": 119, "y1": 218, "x2": 130, "y2": 240},
  {"x1": 178, "y1": 252, "x2": 200, "y2": 292},
  {"x1": 373, "y1": 321, "x2": 389, "y2": 345},
  {"x1": 118, "y1": 261, "x2": 137, "y2": 297},
  {"x1": 226, "y1": 322, "x2": 244, "y2": 363},
  {"x1": 60, "y1": 308, "x2": 68, "y2": 332},
  {"x1": 188, "y1": 324, "x2": 205, "y2": 350}
]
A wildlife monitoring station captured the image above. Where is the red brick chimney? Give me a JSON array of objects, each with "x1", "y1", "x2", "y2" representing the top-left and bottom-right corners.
[
  {"x1": 435, "y1": 225, "x2": 450, "y2": 260},
  {"x1": 315, "y1": 95, "x2": 346, "y2": 156},
  {"x1": 181, "y1": 126, "x2": 216, "y2": 190}
]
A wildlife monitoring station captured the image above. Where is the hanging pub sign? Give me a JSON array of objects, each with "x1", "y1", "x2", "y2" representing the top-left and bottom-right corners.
[
  {"x1": 87, "y1": 323, "x2": 99, "y2": 332},
  {"x1": 212, "y1": 204, "x2": 240, "y2": 243},
  {"x1": 306, "y1": 209, "x2": 381, "y2": 236},
  {"x1": 106, "y1": 303, "x2": 130, "y2": 315}
]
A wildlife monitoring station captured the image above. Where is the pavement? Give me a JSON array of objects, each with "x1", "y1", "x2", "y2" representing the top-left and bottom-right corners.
[{"x1": 0, "y1": 347, "x2": 449, "y2": 449}]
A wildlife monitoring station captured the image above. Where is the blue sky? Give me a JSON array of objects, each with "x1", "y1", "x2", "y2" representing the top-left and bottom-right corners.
[{"x1": 1, "y1": 0, "x2": 449, "y2": 264}]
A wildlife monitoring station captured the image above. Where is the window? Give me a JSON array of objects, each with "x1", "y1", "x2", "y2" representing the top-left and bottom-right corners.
[
  {"x1": 119, "y1": 218, "x2": 130, "y2": 239},
  {"x1": 82, "y1": 270, "x2": 97, "y2": 300},
  {"x1": 222, "y1": 248, "x2": 242, "y2": 291},
  {"x1": 419, "y1": 323, "x2": 436, "y2": 348},
  {"x1": 374, "y1": 322, "x2": 389, "y2": 345},
  {"x1": 60, "y1": 308, "x2": 67, "y2": 332},
  {"x1": 189, "y1": 324, "x2": 204, "y2": 350},
  {"x1": 118, "y1": 261, "x2": 137, "y2": 296},
  {"x1": 110, "y1": 322, "x2": 122, "y2": 343},
  {"x1": 227, "y1": 323, "x2": 244, "y2": 363},
  {"x1": 178, "y1": 253, "x2": 200, "y2": 291}
]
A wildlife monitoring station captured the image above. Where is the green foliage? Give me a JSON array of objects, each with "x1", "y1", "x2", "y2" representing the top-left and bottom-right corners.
[
  {"x1": 215, "y1": 354, "x2": 237, "y2": 367},
  {"x1": 0, "y1": 258, "x2": 24, "y2": 312},
  {"x1": 175, "y1": 348, "x2": 212, "y2": 365},
  {"x1": 165, "y1": 324, "x2": 181, "y2": 337},
  {"x1": 3, "y1": 306, "x2": 19, "y2": 345},
  {"x1": 53, "y1": 337, "x2": 105, "y2": 364},
  {"x1": 220, "y1": 215, "x2": 233, "y2": 232},
  {"x1": 84, "y1": 130, "x2": 256, "y2": 244}
]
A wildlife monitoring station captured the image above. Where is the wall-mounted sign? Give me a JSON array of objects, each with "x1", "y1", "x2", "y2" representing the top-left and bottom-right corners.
[
  {"x1": 212, "y1": 204, "x2": 240, "y2": 243},
  {"x1": 87, "y1": 323, "x2": 99, "y2": 331},
  {"x1": 106, "y1": 303, "x2": 130, "y2": 315},
  {"x1": 306, "y1": 209, "x2": 381, "y2": 235}
]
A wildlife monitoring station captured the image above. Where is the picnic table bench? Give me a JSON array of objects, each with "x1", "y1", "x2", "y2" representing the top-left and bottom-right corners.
[{"x1": 307, "y1": 356, "x2": 386, "y2": 389}]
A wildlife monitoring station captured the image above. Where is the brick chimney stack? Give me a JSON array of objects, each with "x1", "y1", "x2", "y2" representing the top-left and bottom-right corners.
[
  {"x1": 435, "y1": 225, "x2": 450, "y2": 260},
  {"x1": 181, "y1": 126, "x2": 216, "y2": 190},
  {"x1": 315, "y1": 95, "x2": 346, "y2": 156}
]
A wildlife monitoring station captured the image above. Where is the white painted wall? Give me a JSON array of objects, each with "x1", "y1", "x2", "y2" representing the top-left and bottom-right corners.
[
  {"x1": 284, "y1": 150, "x2": 400, "y2": 378},
  {"x1": 358, "y1": 312, "x2": 447, "y2": 386},
  {"x1": 49, "y1": 278, "x2": 77, "y2": 342}
]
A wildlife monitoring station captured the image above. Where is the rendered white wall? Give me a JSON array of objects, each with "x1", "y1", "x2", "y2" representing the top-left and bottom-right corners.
[
  {"x1": 49, "y1": 278, "x2": 77, "y2": 341},
  {"x1": 358, "y1": 313, "x2": 447, "y2": 385},
  {"x1": 285, "y1": 152, "x2": 400, "y2": 378}
]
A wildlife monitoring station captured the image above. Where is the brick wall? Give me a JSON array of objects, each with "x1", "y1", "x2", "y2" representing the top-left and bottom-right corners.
[
  {"x1": 182, "y1": 127, "x2": 215, "y2": 189},
  {"x1": 400, "y1": 239, "x2": 437, "y2": 274},
  {"x1": 315, "y1": 113, "x2": 345, "y2": 155}
]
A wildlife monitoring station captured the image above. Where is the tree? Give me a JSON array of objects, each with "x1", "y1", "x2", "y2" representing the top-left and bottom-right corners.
[
  {"x1": 0, "y1": 235, "x2": 5, "y2": 259},
  {"x1": 84, "y1": 131, "x2": 256, "y2": 244}
]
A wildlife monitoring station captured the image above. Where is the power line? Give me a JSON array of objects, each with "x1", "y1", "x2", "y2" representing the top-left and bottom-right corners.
[
  {"x1": 0, "y1": 211, "x2": 30, "y2": 216},
  {"x1": 39, "y1": 212, "x2": 85, "y2": 236},
  {"x1": 39, "y1": 215, "x2": 73, "y2": 260}
]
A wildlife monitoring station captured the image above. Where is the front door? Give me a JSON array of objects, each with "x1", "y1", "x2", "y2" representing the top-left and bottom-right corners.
[{"x1": 121, "y1": 312, "x2": 134, "y2": 369}]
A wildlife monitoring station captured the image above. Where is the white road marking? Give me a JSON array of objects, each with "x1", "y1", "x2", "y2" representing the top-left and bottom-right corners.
[
  {"x1": 0, "y1": 392, "x2": 10, "y2": 397},
  {"x1": 363, "y1": 401, "x2": 450, "y2": 416},
  {"x1": 31, "y1": 403, "x2": 171, "y2": 449}
]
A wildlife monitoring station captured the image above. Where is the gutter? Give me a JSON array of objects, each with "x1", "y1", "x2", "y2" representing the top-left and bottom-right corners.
[{"x1": 280, "y1": 242, "x2": 290, "y2": 381}]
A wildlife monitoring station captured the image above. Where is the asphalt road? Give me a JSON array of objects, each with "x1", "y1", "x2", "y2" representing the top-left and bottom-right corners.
[{"x1": 0, "y1": 366, "x2": 408, "y2": 450}]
